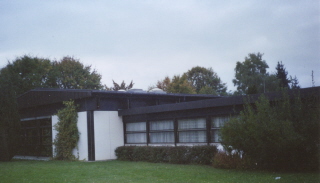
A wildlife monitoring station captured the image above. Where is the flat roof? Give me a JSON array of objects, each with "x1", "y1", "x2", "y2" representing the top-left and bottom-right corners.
[
  {"x1": 118, "y1": 87, "x2": 320, "y2": 116},
  {"x1": 17, "y1": 88, "x2": 220, "y2": 109}
]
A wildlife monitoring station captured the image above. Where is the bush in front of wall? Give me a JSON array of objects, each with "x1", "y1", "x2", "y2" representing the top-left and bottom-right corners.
[
  {"x1": 53, "y1": 100, "x2": 80, "y2": 160},
  {"x1": 115, "y1": 145, "x2": 217, "y2": 165},
  {"x1": 213, "y1": 151, "x2": 255, "y2": 169},
  {"x1": 220, "y1": 90, "x2": 320, "y2": 171}
]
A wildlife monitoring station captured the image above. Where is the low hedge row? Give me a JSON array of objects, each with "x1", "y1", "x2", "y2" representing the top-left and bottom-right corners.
[{"x1": 115, "y1": 145, "x2": 218, "y2": 165}]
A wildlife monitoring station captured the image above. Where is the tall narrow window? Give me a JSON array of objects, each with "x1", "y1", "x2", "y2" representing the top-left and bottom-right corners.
[
  {"x1": 211, "y1": 116, "x2": 230, "y2": 142},
  {"x1": 178, "y1": 118, "x2": 206, "y2": 143},
  {"x1": 125, "y1": 122, "x2": 147, "y2": 143},
  {"x1": 149, "y1": 120, "x2": 174, "y2": 143}
]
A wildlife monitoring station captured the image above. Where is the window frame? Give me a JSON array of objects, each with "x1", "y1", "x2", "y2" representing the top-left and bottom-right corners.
[
  {"x1": 149, "y1": 120, "x2": 175, "y2": 144},
  {"x1": 125, "y1": 122, "x2": 147, "y2": 144},
  {"x1": 177, "y1": 118, "x2": 207, "y2": 143}
]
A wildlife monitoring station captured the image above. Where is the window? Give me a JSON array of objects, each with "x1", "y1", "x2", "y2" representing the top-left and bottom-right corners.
[
  {"x1": 19, "y1": 117, "x2": 52, "y2": 157},
  {"x1": 125, "y1": 122, "x2": 147, "y2": 143},
  {"x1": 211, "y1": 116, "x2": 230, "y2": 142},
  {"x1": 178, "y1": 118, "x2": 207, "y2": 143},
  {"x1": 149, "y1": 120, "x2": 174, "y2": 143}
]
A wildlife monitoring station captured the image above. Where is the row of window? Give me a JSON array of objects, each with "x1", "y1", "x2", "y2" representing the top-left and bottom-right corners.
[{"x1": 125, "y1": 116, "x2": 230, "y2": 144}]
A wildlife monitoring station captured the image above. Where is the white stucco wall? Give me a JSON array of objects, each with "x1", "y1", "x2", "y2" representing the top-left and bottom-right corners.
[
  {"x1": 51, "y1": 115, "x2": 58, "y2": 157},
  {"x1": 74, "y1": 112, "x2": 88, "y2": 160},
  {"x1": 94, "y1": 111, "x2": 124, "y2": 160},
  {"x1": 52, "y1": 112, "x2": 88, "y2": 160}
]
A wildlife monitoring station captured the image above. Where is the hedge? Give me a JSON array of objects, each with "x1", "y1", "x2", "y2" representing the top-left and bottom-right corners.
[{"x1": 115, "y1": 145, "x2": 218, "y2": 165}]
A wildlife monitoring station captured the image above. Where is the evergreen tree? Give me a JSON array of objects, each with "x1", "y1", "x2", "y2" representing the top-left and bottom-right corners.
[
  {"x1": 290, "y1": 75, "x2": 300, "y2": 89},
  {"x1": 275, "y1": 61, "x2": 290, "y2": 88}
]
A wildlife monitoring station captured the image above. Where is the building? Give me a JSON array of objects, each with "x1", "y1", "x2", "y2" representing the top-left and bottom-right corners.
[{"x1": 17, "y1": 87, "x2": 320, "y2": 161}]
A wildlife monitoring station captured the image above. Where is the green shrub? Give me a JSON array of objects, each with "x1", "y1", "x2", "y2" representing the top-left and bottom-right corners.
[
  {"x1": 53, "y1": 100, "x2": 80, "y2": 160},
  {"x1": 220, "y1": 90, "x2": 320, "y2": 171},
  {"x1": 148, "y1": 147, "x2": 168, "y2": 163},
  {"x1": 213, "y1": 151, "x2": 255, "y2": 169},
  {"x1": 115, "y1": 146, "x2": 135, "y2": 161},
  {"x1": 132, "y1": 146, "x2": 152, "y2": 161},
  {"x1": 115, "y1": 145, "x2": 217, "y2": 165},
  {"x1": 189, "y1": 145, "x2": 217, "y2": 165}
]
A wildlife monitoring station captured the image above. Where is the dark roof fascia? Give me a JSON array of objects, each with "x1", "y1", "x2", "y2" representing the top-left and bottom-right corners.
[
  {"x1": 18, "y1": 88, "x2": 93, "y2": 109},
  {"x1": 118, "y1": 87, "x2": 320, "y2": 116},
  {"x1": 91, "y1": 90, "x2": 220, "y2": 100},
  {"x1": 118, "y1": 95, "x2": 242, "y2": 116},
  {"x1": 18, "y1": 88, "x2": 219, "y2": 109}
]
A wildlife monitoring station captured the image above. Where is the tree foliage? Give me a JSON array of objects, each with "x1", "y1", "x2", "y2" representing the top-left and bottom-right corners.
[
  {"x1": 53, "y1": 100, "x2": 80, "y2": 160},
  {"x1": 154, "y1": 76, "x2": 171, "y2": 92},
  {"x1": 107, "y1": 80, "x2": 134, "y2": 91},
  {"x1": 166, "y1": 74, "x2": 196, "y2": 94},
  {"x1": 0, "y1": 55, "x2": 52, "y2": 95},
  {"x1": 275, "y1": 61, "x2": 290, "y2": 88},
  {"x1": 150, "y1": 66, "x2": 228, "y2": 95},
  {"x1": 186, "y1": 66, "x2": 227, "y2": 95},
  {"x1": 48, "y1": 56, "x2": 103, "y2": 90},
  {"x1": 220, "y1": 90, "x2": 319, "y2": 171},
  {"x1": 233, "y1": 53, "x2": 279, "y2": 95},
  {"x1": 0, "y1": 75, "x2": 20, "y2": 161},
  {"x1": 0, "y1": 55, "x2": 103, "y2": 95},
  {"x1": 290, "y1": 75, "x2": 300, "y2": 89}
]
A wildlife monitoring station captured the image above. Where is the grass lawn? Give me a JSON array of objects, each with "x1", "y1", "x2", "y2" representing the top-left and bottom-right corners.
[{"x1": 0, "y1": 160, "x2": 318, "y2": 183}]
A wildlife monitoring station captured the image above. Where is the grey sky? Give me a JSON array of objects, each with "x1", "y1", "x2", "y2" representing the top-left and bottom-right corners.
[{"x1": 0, "y1": 0, "x2": 319, "y2": 91}]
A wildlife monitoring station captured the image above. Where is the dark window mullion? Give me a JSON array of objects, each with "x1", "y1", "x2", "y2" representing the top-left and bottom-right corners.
[
  {"x1": 146, "y1": 121, "x2": 150, "y2": 145},
  {"x1": 174, "y1": 118, "x2": 178, "y2": 145}
]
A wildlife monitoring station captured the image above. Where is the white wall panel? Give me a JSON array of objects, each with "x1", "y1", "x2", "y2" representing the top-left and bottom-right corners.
[
  {"x1": 94, "y1": 111, "x2": 124, "y2": 160},
  {"x1": 75, "y1": 112, "x2": 88, "y2": 160}
]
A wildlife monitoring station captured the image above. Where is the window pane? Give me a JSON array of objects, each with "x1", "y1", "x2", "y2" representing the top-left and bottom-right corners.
[
  {"x1": 150, "y1": 120, "x2": 174, "y2": 131},
  {"x1": 150, "y1": 132, "x2": 174, "y2": 143},
  {"x1": 212, "y1": 116, "x2": 229, "y2": 128},
  {"x1": 211, "y1": 129, "x2": 221, "y2": 142},
  {"x1": 126, "y1": 133, "x2": 146, "y2": 143},
  {"x1": 179, "y1": 131, "x2": 206, "y2": 143},
  {"x1": 178, "y1": 118, "x2": 206, "y2": 130},
  {"x1": 126, "y1": 122, "x2": 146, "y2": 132}
]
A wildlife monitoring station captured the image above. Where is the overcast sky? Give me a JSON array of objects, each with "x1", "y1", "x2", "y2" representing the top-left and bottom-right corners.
[{"x1": 0, "y1": 0, "x2": 319, "y2": 91}]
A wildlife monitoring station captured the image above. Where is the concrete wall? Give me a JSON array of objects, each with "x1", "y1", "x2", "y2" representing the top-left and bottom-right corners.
[
  {"x1": 52, "y1": 112, "x2": 88, "y2": 160},
  {"x1": 94, "y1": 111, "x2": 124, "y2": 160}
]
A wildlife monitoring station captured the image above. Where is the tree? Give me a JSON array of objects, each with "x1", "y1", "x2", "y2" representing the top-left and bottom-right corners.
[
  {"x1": 275, "y1": 61, "x2": 290, "y2": 88},
  {"x1": 156, "y1": 76, "x2": 171, "y2": 92},
  {"x1": 186, "y1": 66, "x2": 227, "y2": 96},
  {"x1": 0, "y1": 55, "x2": 52, "y2": 95},
  {"x1": 311, "y1": 70, "x2": 315, "y2": 87},
  {"x1": 290, "y1": 75, "x2": 300, "y2": 89},
  {"x1": 198, "y1": 86, "x2": 218, "y2": 95},
  {"x1": 0, "y1": 55, "x2": 104, "y2": 95},
  {"x1": 166, "y1": 74, "x2": 196, "y2": 94},
  {"x1": 108, "y1": 80, "x2": 134, "y2": 91},
  {"x1": 220, "y1": 91, "x2": 319, "y2": 171},
  {"x1": 233, "y1": 53, "x2": 279, "y2": 95},
  {"x1": 0, "y1": 75, "x2": 20, "y2": 161},
  {"x1": 48, "y1": 56, "x2": 103, "y2": 89}
]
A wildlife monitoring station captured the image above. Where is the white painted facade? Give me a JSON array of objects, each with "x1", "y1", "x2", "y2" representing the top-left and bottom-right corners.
[
  {"x1": 74, "y1": 112, "x2": 88, "y2": 160},
  {"x1": 52, "y1": 111, "x2": 123, "y2": 161},
  {"x1": 94, "y1": 111, "x2": 124, "y2": 160}
]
